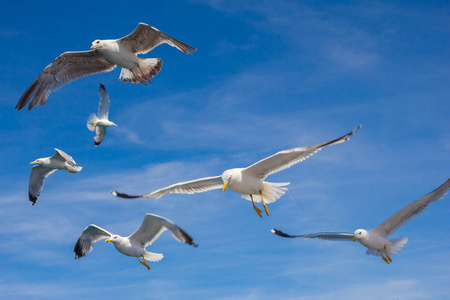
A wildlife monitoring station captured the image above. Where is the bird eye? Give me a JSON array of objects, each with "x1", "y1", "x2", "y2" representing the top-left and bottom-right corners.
[{"x1": 96, "y1": 41, "x2": 100, "y2": 44}]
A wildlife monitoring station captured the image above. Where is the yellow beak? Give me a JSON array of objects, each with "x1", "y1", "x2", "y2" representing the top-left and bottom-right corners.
[
  {"x1": 30, "y1": 161, "x2": 37, "y2": 165},
  {"x1": 352, "y1": 236, "x2": 358, "y2": 242},
  {"x1": 222, "y1": 182, "x2": 228, "y2": 193},
  {"x1": 113, "y1": 124, "x2": 118, "y2": 127},
  {"x1": 105, "y1": 238, "x2": 112, "y2": 243}
]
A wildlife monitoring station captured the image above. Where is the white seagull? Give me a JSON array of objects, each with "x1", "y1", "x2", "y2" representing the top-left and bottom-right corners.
[
  {"x1": 112, "y1": 125, "x2": 361, "y2": 217},
  {"x1": 74, "y1": 213, "x2": 198, "y2": 270},
  {"x1": 271, "y1": 178, "x2": 450, "y2": 264},
  {"x1": 28, "y1": 148, "x2": 82, "y2": 205},
  {"x1": 16, "y1": 22, "x2": 196, "y2": 111},
  {"x1": 87, "y1": 83, "x2": 117, "y2": 146}
]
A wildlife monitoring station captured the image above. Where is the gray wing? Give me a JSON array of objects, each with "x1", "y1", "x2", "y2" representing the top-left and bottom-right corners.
[
  {"x1": 53, "y1": 148, "x2": 76, "y2": 166},
  {"x1": 74, "y1": 225, "x2": 112, "y2": 259},
  {"x1": 243, "y1": 125, "x2": 361, "y2": 180},
  {"x1": 128, "y1": 214, "x2": 198, "y2": 248},
  {"x1": 97, "y1": 83, "x2": 110, "y2": 119},
  {"x1": 372, "y1": 178, "x2": 450, "y2": 238},
  {"x1": 271, "y1": 229, "x2": 354, "y2": 241},
  {"x1": 118, "y1": 23, "x2": 196, "y2": 55},
  {"x1": 94, "y1": 126, "x2": 107, "y2": 147},
  {"x1": 28, "y1": 166, "x2": 57, "y2": 205},
  {"x1": 111, "y1": 175, "x2": 223, "y2": 199},
  {"x1": 16, "y1": 50, "x2": 116, "y2": 111}
]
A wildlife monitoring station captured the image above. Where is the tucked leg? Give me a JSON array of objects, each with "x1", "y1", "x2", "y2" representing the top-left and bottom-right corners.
[
  {"x1": 65, "y1": 167, "x2": 76, "y2": 173},
  {"x1": 384, "y1": 245, "x2": 392, "y2": 262},
  {"x1": 259, "y1": 191, "x2": 269, "y2": 216},
  {"x1": 377, "y1": 250, "x2": 390, "y2": 264},
  {"x1": 137, "y1": 256, "x2": 151, "y2": 270},
  {"x1": 249, "y1": 195, "x2": 262, "y2": 218}
]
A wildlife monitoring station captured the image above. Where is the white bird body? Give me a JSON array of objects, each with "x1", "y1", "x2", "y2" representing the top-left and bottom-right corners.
[
  {"x1": 108, "y1": 235, "x2": 146, "y2": 257},
  {"x1": 271, "y1": 178, "x2": 450, "y2": 263},
  {"x1": 28, "y1": 148, "x2": 82, "y2": 205},
  {"x1": 222, "y1": 168, "x2": 263, "y2": 195},
  {"x1": 92, "y1": 39, "x2": 138, "y2": 69},
  {"x1": 74, "y1": 214, "x2": 198, "y2": 270},
  {"x1": 112, "y1": 125, "x2": 361, "y2": 217}
]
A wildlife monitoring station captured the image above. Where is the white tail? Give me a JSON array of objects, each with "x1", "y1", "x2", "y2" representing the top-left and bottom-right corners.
[
  {"x1": 366, "y1": 237, "x2": 408, "y2": 257},
  {"x1": 242, "y1": 182, "x2": 290, "y2": 203},
  {"x1": 119, "y1": 58, "x2": 162, "y2": 84},
  {"x1": 143, "y1": 251, "x2": 164, "y2": 262},
  {"x1": 86, "y1": 113, "x2": 99, "y2": 131}
]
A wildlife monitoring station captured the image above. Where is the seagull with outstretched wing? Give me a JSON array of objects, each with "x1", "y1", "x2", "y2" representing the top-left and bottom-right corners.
[
  {"x1": 74, "y1": 213, "x2": 198, "y2": 270},
  {"x1": 28, "y1": 148, "x2": 82, "y2": 205},
  {"x1": 16, "y1": 22, "x2": 196, "y2": 111},
  {"x1": 272, "y1": 178, "x2": 450, "y2": 264},
  {"x1": 112, "y1": 125, "x2": 361, "y2": 218}
]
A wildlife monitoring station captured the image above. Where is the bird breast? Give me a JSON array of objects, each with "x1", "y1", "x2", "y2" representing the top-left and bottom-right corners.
[
  {"x1": 358, "y1": 231, "x2": 387, "y2": 250},
  {"x1": 113, "y1": 238, "x2": 145, "y2": 257},
  {"x1": 229, "y1": 172, "x2": 264, "y2": 195},
  {"x1": 96, "y1": 40, "x2": 138, "y2": 69}
]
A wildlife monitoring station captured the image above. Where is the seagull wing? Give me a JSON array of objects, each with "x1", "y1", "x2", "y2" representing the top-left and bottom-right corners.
[
  {"x1": 28, "y1": 166, "x2": 57, "y2": 205},
  {"x1": 111, "y1": 175, "x2": 223, "y2": 199},
  {"x1": 243, "y1": 125, "x2": 361, "y2": 180},
  {"x1": 271, "y1": 229, "x2": 354, "y2": 241},
  {"x1": 94, "y1": 126, "x2": 107, "y2": 147},
  {"x1": 118, "y1": 22, "x2": 196, "y2": 55},
  {"x1": 74, "y1": 224, "x2": 113, "y2": 259},
  {"x1": 52, "y1": 148, "x2": 77, "y2": 167},
  {"x1": 97, "y1": 83, "x2": 110, "y2": 119},
  {"x1": 372, "y1": 178, "x2": 450, "y2": 238},
  {"x1": 16, "y1": 50, "x2": 116, "y2": 111},
  {"x1": 128, "y1": 214, "x2": 198, "y2": 248}
]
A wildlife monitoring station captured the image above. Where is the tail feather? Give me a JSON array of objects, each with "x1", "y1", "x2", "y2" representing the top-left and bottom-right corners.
[
  {"x1": 119, "y1": 58, "x2": 162, "y2": 84},
  {"x1": 87, "y1": 113, "x2": 99, "y2": 131},
  {"x1": 242, "y1": 182, "x2": 290, "y2": 203},
  {"x1": 143, "y1": 252, "x2": 163, "y2": 262}
]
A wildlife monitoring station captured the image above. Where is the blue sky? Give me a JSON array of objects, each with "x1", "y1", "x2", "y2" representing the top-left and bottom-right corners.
[{"x1": 1, "y1": 0, "x2": 449, "y2": 299}]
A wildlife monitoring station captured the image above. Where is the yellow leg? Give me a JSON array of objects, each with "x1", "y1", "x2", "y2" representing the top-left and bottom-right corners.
[
  {"x1": 137, "y1": 256, "x2": 151, "y2": 270},
  {"x1": 377, "y1": 250, "x2": 390, "y2": 264},
  {"x1": 384, "y1": 245, "x2": 392, "y2": 262},
  {"x1": 249, "y1": 195, "x2": 262, "y2": 218},
  {"x1": 93, "y1": 122, "x2": 97, "y2": 128},
  {"x1": 259, "y1": 191, "x2": 269, "y2": 216},
  {"x1": 65, "y1": 167, "x2": 76, "y2": 173}
]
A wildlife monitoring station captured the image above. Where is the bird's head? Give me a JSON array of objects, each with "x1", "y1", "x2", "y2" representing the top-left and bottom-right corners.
[
  {"x1": 91, "y1": 39, "x2": 103, "y2": 50},
  {"x1": 30, "y1": 159, "x2": 43, "y2": 165},
  {"x1": 353, "y1": 229, "x2": 368, "y2": 242},
  {"x1": 221, "y1": 170, "x2": 234, "y2": 193},
  {"x1": 105, "y1": 235, "x2": 120, "y2": 244}
]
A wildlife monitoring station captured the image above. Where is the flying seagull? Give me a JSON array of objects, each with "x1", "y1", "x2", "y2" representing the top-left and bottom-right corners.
[
  {"x1": 28, "y1": 148, "x2": 82, "y2": 205},
  {"x1": 87, "y1": 83, "x2": 117, "y2": 146},
  {"x1": 271, "y1": 178, "x2": 450, "y2": 264},
  {"x1": 74, "y1": 213, "x2": 198, "y2": 270},
  {"x1": 112, "y1": 125, "x2": 361, "y2": 218},
  {"x1": 16, "y1": 22, "x2": 196, "y2": 111}
]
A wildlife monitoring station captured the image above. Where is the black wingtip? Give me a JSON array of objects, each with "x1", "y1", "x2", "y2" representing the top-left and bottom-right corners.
[
  {"x1": 73, "y1": 241, "x2": 84, "y2": 259},
  {"x1": 111, "y1": 190, "x2": 142, "y2": 199},
  {"x1": 29, "y1": 192, "x2": 37, "y2": 206},
  {"x1": 271, "y1": 228, "x2": 296, "y2": 238},
  {"x1": 99, "y1": 82, "x2": 106, "y2": 91}
]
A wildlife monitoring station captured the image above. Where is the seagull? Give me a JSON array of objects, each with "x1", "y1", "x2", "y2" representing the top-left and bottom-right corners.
[
  {"x1": 87, "y1": 83, "x2": 117, "y2": 146},
  {"x1": 271, "y1": 178, "x2": 450, "y2": 264},
  {"x1": 112, "y1": 125, "x2": 361, "y2": 218},
  {"x1": 16, "y1": 22, "x2": 196, "y2": 111},
  {"x1": 74, "y1": 213, "x2": 198, "y2": 270},
  {"x1": 28, "y1": 148, "x2": 82, "y2": 205}
]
